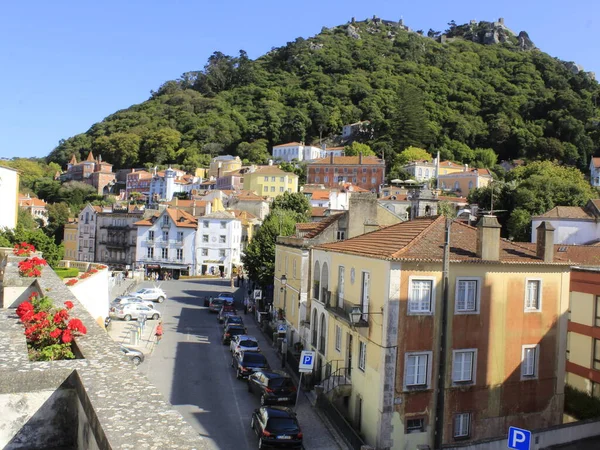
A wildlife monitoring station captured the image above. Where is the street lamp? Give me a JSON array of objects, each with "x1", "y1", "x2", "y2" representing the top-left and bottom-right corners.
[
  {"x1": 280, "y1": 275, "x2": 287, "y2": 316},
  {"x1": 348, "y1": 306, "x2": 383, "y2": 325}
]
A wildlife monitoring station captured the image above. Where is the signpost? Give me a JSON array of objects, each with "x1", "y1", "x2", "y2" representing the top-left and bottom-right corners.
[
  {"x1": 253, "y1": 289, "x2": 262, "y2": 300},
  {"x1": 508, "y1": 427, "x2": 531, "y2": 450},
  {"x1": 296, "y1": 350, "x2": 316, "y2": 409}
]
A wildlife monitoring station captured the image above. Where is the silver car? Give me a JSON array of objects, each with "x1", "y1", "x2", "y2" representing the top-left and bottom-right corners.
[
  {"x1": 110, "y1": 303, "x2": 162, "y2": 321},
  {"x1": 230, "y1": 335, "x2": 260, "y2": 354},
  {"x1": 111, "y1": 296, "x2": 154, "y2": 309},
  {"x1": 119, "y1": 345, "x2": 145, "y2": 365},
  {"x1": 132, "y1": 287, "x2": 167, "y2": 303}
]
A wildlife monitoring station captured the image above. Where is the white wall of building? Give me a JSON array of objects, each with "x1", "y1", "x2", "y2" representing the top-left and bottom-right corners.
[
  {"x1": 69, "y1": 268, "x2": 110, "y2": 325},
  {"x1": 531, "y1": 219, "x2": 600, "y2": 245},
  {"x1": 273, "y1": 144, "x2": 324, "y2": 162},
  {"x1": 590, "y1": 159, "x2": 600, "y2": 187},
  {"x1": 0, "y1": 166, "x2": 19, "y2": 230},
  {"x1": 77, "y1": 205, "x2": 100, "y2": 262},
  {"x1": 195, "y1": 216, "x2": 242, "y2": 277}
]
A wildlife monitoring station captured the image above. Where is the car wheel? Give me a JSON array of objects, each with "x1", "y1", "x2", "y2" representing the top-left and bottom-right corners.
[
  {"x1": 124, "y1": 314, "x2": 132, "y2": 321},
  {"x1": 132, "y1": 356, "x2": 142, "y2": 366},
  {"x1": 157, "y1": 296, "x2": 165, "y2": 303},
  {"x1": 260, "y1": 394, "x2": 266, "y2": 406},
  {"x1": 152, "y1": 313, "x2": 159, "y2": 320}
]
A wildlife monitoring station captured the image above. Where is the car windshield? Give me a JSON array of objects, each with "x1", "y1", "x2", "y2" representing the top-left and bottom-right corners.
[
  {"x1": 212, "y1": 299, "x2": 224, "y2": 305},
  {"x1": 243, "y1": 353, "x2": 267, "y2": 366},
  {"x1": 227, "y1": 316, "x2": 241, "y2": 323},
  {"x1": 239, "y1": 340, "x2": 258, "y2": 348},
  {"x1": 267, "y1": 417, "x2": 298, "y2": 432},
  {"x1": 269, "y1": 378, "x2": 294, "y2": 388},
  {"x1": 229, "y1": 327, "x2": 245, "y2": 336}
]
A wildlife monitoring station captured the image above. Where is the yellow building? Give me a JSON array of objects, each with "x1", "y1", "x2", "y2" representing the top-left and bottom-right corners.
[
  {"x1": 243, "y1": 165, "x2": 298, "y2": 199},
  {"x1": 63, "y1": 219, "x2": 79, "y2": 260},
  {"x1": 307, "y1": 216, "x2": 569, "y2": 449},
  {"x1": 438, "y1": 167, "x2": 493, "y2": 196},
  {"x1": 208, "y1": 155, "x2": 242, "y2": 178}
]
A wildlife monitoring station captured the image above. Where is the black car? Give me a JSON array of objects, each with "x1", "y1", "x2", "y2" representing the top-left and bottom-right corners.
[
  {"x1": 250, "y1": 406, "x2": 302, "y2": 449},
  {"x1": 232, "y1": 350, "x2": 270, "y2": 379},
  {"x1": 223, "y1": 324, "x2": 246, "y2": 345},
  {"x1": 223, "y1": 315, "x2": 244, "y2": 329},
  {"x1": 248, "y1": 371, "x2": 297, "y2": 406}
]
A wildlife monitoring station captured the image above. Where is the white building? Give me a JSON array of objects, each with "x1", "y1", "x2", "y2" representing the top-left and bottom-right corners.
[
  {"x1": 195, "y1": 211, "x2": 242, "y2": 278},
  {"x1": 0, "y1": 165, "x2": 19, "y2": 230},
  {"x1": 272, "y1": 142, "x2": 323, "y2": 162},
  {"x1": 134, "y1": 208, "x2": 198, "y2": 277},
  {"x1": 590, "y1": 157, "x2": 600, "y2": 187},
  {"x1": 148, "y1": 167, "x2": 204, "y2": 203},
  {"x1": 531, "y1": 200, "x2": 600, "y2": 245},
  {"x1": 341, "y1": 120, "x2": 371, "y2": 138},
  {"x1": 77, "y1": 204, "x2": 102, "y2": 262}
]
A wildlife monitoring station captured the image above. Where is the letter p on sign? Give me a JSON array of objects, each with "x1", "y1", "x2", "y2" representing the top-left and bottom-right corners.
[{"x1": 508, "y1": 426, "x2": 531, "y2": 450}]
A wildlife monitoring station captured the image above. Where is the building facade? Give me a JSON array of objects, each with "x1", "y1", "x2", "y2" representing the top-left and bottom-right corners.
[
  {"x1": 590, "y1": 157, "x2": 600, "y2": 187},
  {"x1": 272, "y1": 142, "x2": 324, "y2": 162},
  {"x1": 300, "y1": 216, "x2": 569, "y2": 449},
  {"x1": 195, "y1": 211, "x2": 242, "y2": 277},
  {"x1": 306, "y1": 154, "x2": 385, "y2": 192},
  {"x1": 227, "y1": 191, "x2": 271, "y2": 220},
  {"x1": 95, "y1": 205, "x2": 144, "y2": 268},
  {"x1": 63, "y1": 219, "x2": 78, "y2": 260},
  {"x1": 134, "y1": 208, "x2": 197, "y2": 278},
  {"x1": 125, "y1": 169, "x2": 152, "y2": 200},
  {"x1": 438, "y1": 166, "x2": 493, "y2": 196},
  {"x1": 209, "y1": 155, "x2": 242, "y2": 178},
  {"x1": 0, "y1": 165, "x2": 19, "y2": 230},
  {"x1": 242, "y1": 165, "x2": 299, "y2": 199},
  {"x1": 18, "y1": 194, "x2": 48, "y2": 225},
  {"x1": 531, "y1": 200, "x2": 600, "y2": 245},
  {"x1": 62, "y1": 152, "x2": 116, "y2": 195},
  {"x1": 77, "y1": 204, "x2": 102, "y2": 262}
]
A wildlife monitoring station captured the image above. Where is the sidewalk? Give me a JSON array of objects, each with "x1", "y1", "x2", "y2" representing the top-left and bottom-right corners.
[{"x1": 235, "y1": 285, "x2": 349, "y2": 450}]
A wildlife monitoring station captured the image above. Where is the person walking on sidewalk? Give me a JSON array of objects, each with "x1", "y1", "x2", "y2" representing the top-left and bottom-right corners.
[{"x1": 155, "y1": 321, "x2": 163, "y2": 344}]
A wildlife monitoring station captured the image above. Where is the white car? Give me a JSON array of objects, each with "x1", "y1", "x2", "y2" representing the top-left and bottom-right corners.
[
  {"x1": 229, "y1": 335, "x2": 260, "y2": 354},
  {"x1": 110, "y1": 303, "x2": 162, "y2": 321},
  {"x1": 111, "y1": 296, "x2": 154, "y2": 309},
  {"x1": 132, "y1": 288, "x2": 167, "y2": 303}
]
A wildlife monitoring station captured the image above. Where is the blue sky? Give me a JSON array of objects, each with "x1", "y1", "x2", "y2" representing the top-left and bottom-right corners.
[{"x1": 0, "y1": 0, "x2": 598, "y2": 159}]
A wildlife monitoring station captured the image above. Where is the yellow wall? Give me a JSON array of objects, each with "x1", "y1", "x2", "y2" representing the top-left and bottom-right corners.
[
  {"x1": 566, "y1": 372, "x2": 589, "y2": 392},
  {"x1": 63, "y1": 224, "x2": 78, "y2": 261},
  {"x1": 243, "y1": 172, "x2": 299, "y2": 199},
  {"x1": 570, "y1": 291, "x2": 594, "y2": 326},
  {"x1": 569, "y1": 333, "x2": 593, "y2": 370},
  {"x1": 438, "y1": 165, "x2": 464, "y2": 175},
  {"x1": 274, "y1": 244, "x2": 307, "y2": 333},
  {"x1": 439, "y1": 174, "x2": 491, "y2": 195}
]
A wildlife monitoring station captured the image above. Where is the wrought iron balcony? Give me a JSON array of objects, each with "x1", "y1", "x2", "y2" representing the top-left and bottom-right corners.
[{"x1": 325, "y1": 294, "x2": 369, "y2": 327}]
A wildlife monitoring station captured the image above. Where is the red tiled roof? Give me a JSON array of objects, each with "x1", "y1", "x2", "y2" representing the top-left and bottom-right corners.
[
  {"x1": 235, "y1": 191, "x2": 267, "y2": 201},
  {"x1": 309, "y1": 156, "x2": 384, "y2": 166},
  {"x1": 311, "y1": 207, "x2": 327, "y2": 217},
  {"x1": 251, "y1": 166, "x2": 297, "y2": 176},
  {"x1": 534, "y1": 206, "x2": 592, "y2": 220},
  {"x1": 134, "y1": 208, "x2": 198, "y2": 228},
  {"x1": 229, "y1": 209, "x2": 258, "y2": 220},
  {"x1": 296, "y1": 213, "x2": 344, "y2": 239},
  {"x1": 273, "y1": 142, "x2": 302, "y2": 148},
  {"x1": 380, "y1": 194, "x2": 409, "y2": 201},
  {"x1": 592, "y1": 157, "x2": 600, "y2": 168},
  {"x1": 317, "y1": 216, "x2": 569, "y2": 264},
  {"x1": 323, "y1": 147, "x2": 344, "y2": 151},
  {"x1": 518, "y1": 243, "x2": 600, "y2": 267},
  {"x1": 311, "y1": 191, "x2": 330, "y2": 200}
]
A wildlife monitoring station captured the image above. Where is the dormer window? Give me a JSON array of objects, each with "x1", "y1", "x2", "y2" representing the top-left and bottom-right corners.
[{"x1": 162, "y1": 215, "x2": 170, "y2": 226}]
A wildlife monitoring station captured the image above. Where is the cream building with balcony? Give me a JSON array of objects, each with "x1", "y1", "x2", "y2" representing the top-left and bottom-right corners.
[
  {"x1": 134, "y1": 208, "x2": 197, "y2": 277},
  {"x1": 195, "y1": 211, "x2": 242, "y2": 278}
]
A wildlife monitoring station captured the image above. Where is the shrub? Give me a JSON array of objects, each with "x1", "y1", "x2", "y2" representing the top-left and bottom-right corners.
[
  {"x1": 564, "y1": 385, "x2": 600, "y2": 420},
  {"x1": 54, "y1": 268, "x2": 79, "y2": 279}
]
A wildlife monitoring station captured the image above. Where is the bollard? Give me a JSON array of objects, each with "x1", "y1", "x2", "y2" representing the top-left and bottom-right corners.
[{"x1": 130, "y1": 329, "x2": 139, "y2": 346}]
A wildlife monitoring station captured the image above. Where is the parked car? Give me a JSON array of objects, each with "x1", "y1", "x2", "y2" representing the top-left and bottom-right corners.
[
  {"x1": 218, "y1": 304, "x2": 237, "y2": 323},
  {"x1": 250, "y1": 406, "x2": 302, "y2": 449},
  {"x1": 230, "y1": 334, "x2": 259, "y2": 353},
  {"x1": 119, "y1": 345, "x2": 145, "y2": 365},
  {"x1": 132, "y1": 287, "x2": 167, "y2": 303},
  {"x1": 111, "y1": 296, "x2": 154, "y2": 310},
  {"x1": 110, "y1": 303, "x2": 161, "y2": 321},
  {"x1": 218, "y1": 292, "x2": 235, "y2": 304},
  {"x1": 209, "y1": 298, "x2": 225, "y2": 313},
  {"x1": 248, "y1": 371, "x2": 296, "y2": 406},
  {"x1": 231, "y1": 350, "x2": 270, "y2": 379},
  {"x1": 223, "y1": 324, "x2": 247, "y2": 345},
  {"x1": 223, "y1": 315, "x2": 244, "y2": 330}
]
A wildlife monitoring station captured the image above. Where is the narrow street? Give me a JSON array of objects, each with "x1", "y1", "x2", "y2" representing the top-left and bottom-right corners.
[{"x1": 130, "y1": 277, "x2": 343, "y2": 450}]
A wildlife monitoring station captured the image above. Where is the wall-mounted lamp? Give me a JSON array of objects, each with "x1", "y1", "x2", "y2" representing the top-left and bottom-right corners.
[
  {"x1": 349, "y1": 306, "x2": 383, "y2": 326},
  {"x1": 280, "y1": 274, "x2": 287, "y2": 292}
]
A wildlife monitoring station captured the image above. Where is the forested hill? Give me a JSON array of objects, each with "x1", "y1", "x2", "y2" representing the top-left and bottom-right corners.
[{"x1": 47, "y1": 18, "x2": 600, "y2": 175}]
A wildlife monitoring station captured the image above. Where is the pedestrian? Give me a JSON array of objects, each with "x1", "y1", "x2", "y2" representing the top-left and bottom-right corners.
[
  {"x1": 155, "y1": 321, "x2": 163, "y2": 345},
  {"x1": 243, "y1": 297, "x2": 249, "y2": 315}
]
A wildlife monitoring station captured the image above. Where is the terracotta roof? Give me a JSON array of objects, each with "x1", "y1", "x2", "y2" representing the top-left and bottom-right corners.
[
  {"x1": 235, "y1": 191, "x2": 267, "y2": 201},
  {"x1": 380, "y1": 194, "x2": 409, "y2": 201},
  {"x1": 19, "y1": 197, "x2": 47, "y2": 207},
  {"x1": 438, "y1": 196, "x2": 468, "y2": 203},
  {"x1": 323, "y1": 147, "x2": 344, "y2": 151},
  {"x1": 309, "y1": 156, "x2": 384, "y2": 166},
  {"x1": 311, "y1": 207, "x2": 327, "y2": 217},
  {"x1": 273, "y1": 142, "x2": 303, "y2": 148},
  {"x1": 301, "y1": 185, "x2": 327, "y2": 193},
  {"x1": 203, "y1": 211, "x2": 236, "y2": 220},
  {"x1": 296, "y1": 213, "x2": 344, "y2": 239},
  {"x1": 310, "y1": 191, "x2": 331, "y2": 201},
  {"x1": 590, "y1": 199, "x2": 600, "y2": 211},
  {"x1": 229, "y1": 209, "x2": 258, "y2": 220},
  {"x1": 251, "y1": 166, "x2": 297, "y2": 176},
  {"x1": 534, "y1": 206, "x2": 592, "y2": 220},
  {"x1": 92, "y1": 206, "x2": 103, "y2": 213},
  {"x1": 317, "y1": 216, "x2": 569, "y2": 265},
  {"x1": 438, "y1": 168, "x2": 491, "y2": 177},
  {"x1": 519, "y1": 243, "x2": 600, "y2": 268},
  {"x1": 69, "y1": 154, "x2": 77, "y2": 165},
  {"x1": 339, "y1": 183, "x2": 369, "y2": 192},
  {"x1": 134, "y1": 208, "x2": 198, "y2": 228},
  {"x1": 439, "y1": 161, "x2": 461, "y2": 168},
  {"x1": 592, "y1": 157, "x2": 600, "y2": 168}
]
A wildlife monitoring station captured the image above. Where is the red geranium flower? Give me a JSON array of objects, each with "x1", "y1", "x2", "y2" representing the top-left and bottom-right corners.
[
  {"x1": 16, "y1": 301, "x2": 34, "y2": 319},
  {"x1": 50, "y1": 328, "x2": 62, "y2": 339},
  {"x1": 67, "y1": 318, "x2": 87, "y2": 334},
  {"x1": 61, "y1": 329, "x2": 73, "y2": 343},
  {"x1": 64, "y1": 301, "x2": 74, "y2": 309}
]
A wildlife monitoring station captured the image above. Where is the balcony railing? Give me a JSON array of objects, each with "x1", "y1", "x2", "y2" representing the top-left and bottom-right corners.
[
  {"x1": 325, "y1": 294, "x2": 368, "y2": 327},
  {"x1": 174, "y1": 240, "x2": 184, "y2": 247},
  {"x1": 140, "y1": 256, "x2": 186, "y2": 264},
  {"x1": 146, "y1": 238, "x2": 154, "y2": 244}
]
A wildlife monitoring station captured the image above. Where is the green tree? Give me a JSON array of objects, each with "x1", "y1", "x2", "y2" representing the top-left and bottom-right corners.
[
  {"x1": 271, "y1": 192, "x2": 311, "y2": 219},
  {"x1": 343, "y1": 142, "x2": 376, "y2": 157},
  {"x1": 93, "y1": 133, "x2": 140, "y2": 168},
  {"x1": 46, "y1": 202, "x2": 72, "y2": 243},
  {"x1": 396, "y1": 146, "x2": 432, "y2": 165},
  {"x1": 391, "y1": 85, "x2": 431, "y2": 151},
  {"x1": 56, "y1": 181, "x2": 97, "y2": 208},
  {"x1": 140, "y1": 128, "x2": 181, "y2": 165},
  {"x1": 236, "y1": 140, "x2": 271, "y2": 165},
  {"x1": 17, "y1": 208, "x2": 39, "y2": 230}
]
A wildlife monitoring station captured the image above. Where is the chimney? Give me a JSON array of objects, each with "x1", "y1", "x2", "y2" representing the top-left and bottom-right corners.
[
  {"x1": 476, "y1": 215, "x2": 501, "y2": 261},
  {"x1": 330, "y1": 152, "x2": 334, "y2": 164},
  {"x1": 359, "y1": 152, "x2": 363, "y2": 165},
  {"x1": 464, "y1": 164, "x2": 469, "y2": 172},
  {"x1": 536, "y1": 221, "x2": 555, "y2": 262}
]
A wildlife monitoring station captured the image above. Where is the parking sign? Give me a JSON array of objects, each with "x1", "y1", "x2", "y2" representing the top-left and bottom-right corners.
[
  {"x1": 508, "y1": 427, "x2": 531, "y2": 450},
  {"x1": 298, "y1": 350, "x2": 315, "y2": 373}
]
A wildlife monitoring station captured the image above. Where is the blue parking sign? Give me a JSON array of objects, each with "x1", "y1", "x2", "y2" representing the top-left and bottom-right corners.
[
  {"x1": 302, "y1": 354, "x2": 312, "y2": 365},
  {"x1": 508, "y1": 427, "x2": 531, "y2": 450},
  {"x1": 298, "y1": 350, "x2": 316, "y2": 373}
]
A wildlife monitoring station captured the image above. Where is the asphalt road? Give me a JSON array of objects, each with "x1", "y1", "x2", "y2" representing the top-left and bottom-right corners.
[{"x1": 137, "y1": 278, "x2": 266, "y2": 450}]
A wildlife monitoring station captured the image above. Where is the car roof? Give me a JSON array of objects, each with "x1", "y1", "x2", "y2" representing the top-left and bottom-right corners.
[
  {"x1": 237, "y1": 335, "x2": 257, "y2": 341},
  {"x1": 259, "y1": 370, "x2": 290, "y2": 379},
  {"x1": 261, "y1": 406, "x2": 296, "y2": 417},
  {"x1": 226, "y1": 324, "x2": 245, "y2": 330}
]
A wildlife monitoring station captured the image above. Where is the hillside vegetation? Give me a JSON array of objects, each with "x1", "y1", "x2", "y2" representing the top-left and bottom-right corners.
[{"x1": 47, "y1": 19, "x2": 600, "y2": 176}]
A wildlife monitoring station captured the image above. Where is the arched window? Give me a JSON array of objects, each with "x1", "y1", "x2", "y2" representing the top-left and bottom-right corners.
[
  {"x1": 425, "y1": 169, "x2": 429, "y2": 178},
  {"x1": 313, "y1": 261, "x2": 321, "y2": 300},
  {"x1": 311, "y1": 309, "x2": 318, "y2": 347},
  {"x1": 454, "y1": 181, "x2": 460, "y2": 191},
  {"x1": 319, "y1": 313, "x2": 326, "y2": 353},
  {"x1": 468, "y1": 181, "x2": 473, "y2": 190},
  {"x1": 418, "y1": 168, "x2": 423, "y2": 178},
  {"x1": 321, "y1": 262, "x2": 329, "y2": 305}
]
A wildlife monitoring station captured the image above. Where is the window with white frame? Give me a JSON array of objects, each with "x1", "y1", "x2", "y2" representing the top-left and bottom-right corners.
[
  {"x1": 361, "y1": 272, "x2": 370, "y2": 320},
  {"x1": 409, "y1": 279, "x2": 434, "y2": 314},
  {"x1": 147, "y1": 247, "x2": 154, "y2": 258},
  {"x1": 202, "y1": 234, "x2": 209, "y2": 243},
  {"x1": 404, "y1": 352, "x2": 432, "y2": 389},
  {"x1": 220, "y1": 221, "x2": 227, "y2": 229},
  {"x1": 177, "y1": 231, "x2": 183, "y2": 242},
  {"x1": 335, "y1": 326, "x2": 341, "y2": 352},
  {"x1": 337, "y1": 266, "x2": 345, "y2": 306},
  {"x1": 521, "y1": 344, "x2": 539, "y2": 379},
  {"x1": 454, "y1": 413, "x2": 470, "y2": 439},
  {"x1": 525, "y1": 279, "x2": 541, "y2": 311},
  {"x1": 176, "y1": 249, "x2": 183, "y2": 260},
  {"x1": 162, "y1": 231, "x2": 169, "y2": 241},
  {"x1": 358, "y1": 341, "x2": 366, "y2": 371},
  {"x1": 452, "y1": 349, "x2": 476, "y2": 384},
  {"x1": 219, "y1": 235, "x2": 226, "y2": 243},
  {"x1": 455, "y1": 279, "x2": 480, "y2": 313},
  {"x1": 161, "y1": 248, "x2": 168, "y2": 259},
  {"x1": 201, "y1": 248, "x2": 208, "y2": 256},
  {"x1": 219, "y1": 249, "x2": 226, "y2": 257}
]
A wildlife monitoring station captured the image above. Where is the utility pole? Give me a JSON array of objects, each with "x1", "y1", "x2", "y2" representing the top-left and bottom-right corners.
[{"x1": 434, "y1": 217, "x2": 451, "y2": 449}]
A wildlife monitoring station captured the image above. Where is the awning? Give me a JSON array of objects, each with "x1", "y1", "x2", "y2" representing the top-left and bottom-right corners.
[
  {"x1": 146, "y1": 264, "x2": 161, "y2": 269},
  {"x1": 160, "y1": 264, "x2": 189, "y2": 270}
]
